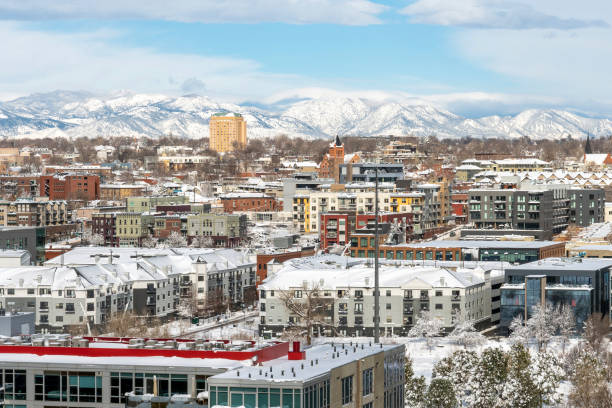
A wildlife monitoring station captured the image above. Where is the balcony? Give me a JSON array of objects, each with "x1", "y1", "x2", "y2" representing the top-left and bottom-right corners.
[{"x1": 451, "y1": 295, "x2": 461, "y2": 301}]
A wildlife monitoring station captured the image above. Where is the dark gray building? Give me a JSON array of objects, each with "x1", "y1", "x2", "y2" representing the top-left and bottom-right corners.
[
  {"x1": 0, "y1": 227, "x2": 43, "y2": 264},
  {"x1": 468, "y1": 187, "x2": 604, "y2": 239},
  {"x1": 0, "y1": 312, "x2": 35, "y2": 336},
  {"x1": 339, "y1": 163, "x2": 404, "y2": 183},
  {"x1": 569, "y1": 188, "x2": 605, "y2": 226},
  {"x1": 500, "y1": 258, "x2": 611, "y2": 331}
]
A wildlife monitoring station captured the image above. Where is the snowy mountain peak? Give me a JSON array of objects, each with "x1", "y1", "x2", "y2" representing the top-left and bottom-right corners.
[{"x1": 0, "y1": 91, "x2": 610, "y2": 140}]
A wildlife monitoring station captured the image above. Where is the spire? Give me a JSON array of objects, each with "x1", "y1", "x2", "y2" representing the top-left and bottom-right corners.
[
  {"x1": 334, "y1": 134, "x2": 342, "y2": 147},
  {"x1": 585, "y1": 132, "x2": 593, "y2": 155}
]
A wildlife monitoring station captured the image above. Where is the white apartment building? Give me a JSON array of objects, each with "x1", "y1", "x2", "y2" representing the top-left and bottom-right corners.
[{"x1": 258, "y1": 255, "x2": 498, "y2": 337}]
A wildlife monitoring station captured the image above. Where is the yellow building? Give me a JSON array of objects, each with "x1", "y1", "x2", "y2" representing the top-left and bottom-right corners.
[{"x1": 209, "y1": 112, "x2": 247, "y2": 153}]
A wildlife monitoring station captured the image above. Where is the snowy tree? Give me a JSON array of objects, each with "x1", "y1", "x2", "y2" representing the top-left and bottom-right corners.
[
  {"x1": 159, "y1": 231, "x2": 188, "y2": 248},
  {"x1": 508, "y1": 314, "x2": 530, "y2": 345},
  {"x1": 432, "y1": 350, "x2": 479, "y2": 405},
  {"x1": 82, "y1": 229, "x2": 105, "y2": 246},
  {"x1": 405, "y1": 356, "x2": 426, "y2": 408},
  {"x1": 141, "y1": 235, "x2": 158, "y2": 248},
  {"x1": 449, "y1": 317, "x2": 486, "y2": 349},
  {"x1": 190, "y1": 235, "x2": 214, "y2": 248},
  {"x1": 530, "y1": 350, "x2": 564, "y2": 407},
  {"x1": 525, "y1": 304, "x2": 555, "y2": 351},
  {"x1": 423, "y1": 379, "x2": 456, "y2": 408},
  {"x1": 408, "y1": 311, "x2": 444, "y2": 351},
  {"x1": 553, "y1": 304, "x2": 575, "y2": 354}
]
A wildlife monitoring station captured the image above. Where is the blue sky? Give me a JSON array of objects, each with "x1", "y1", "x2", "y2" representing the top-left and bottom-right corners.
[{"x1": 0, "y1": 1, "x2": 611, "y2": 117}]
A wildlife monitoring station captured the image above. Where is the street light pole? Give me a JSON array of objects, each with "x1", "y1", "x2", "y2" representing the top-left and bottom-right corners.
[{"x1": 374, "y1": 164, "x2": 380, "y2": 343}]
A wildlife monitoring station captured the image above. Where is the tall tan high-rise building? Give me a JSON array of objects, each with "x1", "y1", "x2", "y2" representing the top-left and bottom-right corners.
[{"x1": 209, "y1": 112, "x2": 247, "y2": 153}]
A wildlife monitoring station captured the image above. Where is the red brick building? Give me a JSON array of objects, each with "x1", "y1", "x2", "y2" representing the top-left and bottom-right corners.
[
  {"x1": 256, "y1": 247, "x2": 315, "y2": 286},
  {"x1": 319, "y1": 211, "x2": 414, "y2": 250},
  {"x1": 320, "y1": 212, "x2": 356, "y2": 250},
  {"x1": 40, "y1": 174, "x2": 100, "y2": 201},
  {"x1": 91, "y1": 213, "x2": 119, "y2": 247},
  {"x1": 451, "y1": 193, "x2": 468, "y2": 224},
  {"x1": 220, "y1": 193, "x2": 278, "y2": 213}
]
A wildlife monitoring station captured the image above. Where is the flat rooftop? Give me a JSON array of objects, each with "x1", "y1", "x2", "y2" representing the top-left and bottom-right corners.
[
  {"x1": 506, "y1": 257, "x2": 612, "y2": 272},
  {"x1": 0, "y1": 336, "x2": 288, "y2": 368},
  {"x1": 387, "y1": 240, "x2": 561, "y2": 249},
  {"x1": 210, "y1": 343, "x2": 402, "y2": 383}
]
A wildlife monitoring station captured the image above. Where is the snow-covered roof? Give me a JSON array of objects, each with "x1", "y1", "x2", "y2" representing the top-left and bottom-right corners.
[
  {"x1": 506, "y1": 257, "x2": 612, "y2": 272},
  {"x1": 261, "y1": 264, "x2": 484, "y2": 290},
  {"x1": 209, "y1": 343, "x2": 402, "y2": 383}
]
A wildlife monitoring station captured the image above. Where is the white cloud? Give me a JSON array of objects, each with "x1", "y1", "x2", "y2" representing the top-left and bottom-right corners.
[
  {"x1": 0, "y1": 0, "x2": 388, "y2": 25},
  {"x1": 401, "y1": 0, "x2": 608, "y2": 29},
  {"x1": 454, "y1": 28, "x2": 612, "y2": 103},
  {"x1": 0, "y1": 22, "x2": 316, "y2": 102}
]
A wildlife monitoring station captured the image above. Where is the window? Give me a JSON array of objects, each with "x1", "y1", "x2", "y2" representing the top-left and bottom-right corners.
[
  {"x1": 87, "y1": 303, "x2": 94, "y2": 312},
  {"x1": 66, "y1": 303, "x2": 75, "y2": 313},
  {"x1": 386, "y1": 290, "x2": 391, "y2": 297},
  {"x1": 341, "y1": 375, "x2": 353, "y2": 404},
  {"x1": 435, "y1": 304, "x2": 443, "y2": 310},
  {"x1": 354, "y1": 303, "x2": 363, "y2": 314},
  {"x1": 362, "y1": 368, "x2": 373, "y2": 396},
  {"x1": 294, "y1": 290, "x2": 302, "y2": 298},
  {"x1": 435, "y1": 291, "x2": 443, "y2": 297},
  {"x1": 386, "y1": 303, "x2": 392, "y2": 310},
  {"x1": 39, "y1": 301, "x2": 49, "y2": 310}
]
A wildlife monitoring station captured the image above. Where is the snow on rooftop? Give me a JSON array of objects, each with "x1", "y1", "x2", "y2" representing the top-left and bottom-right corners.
[
  {"x1": 261, "y1": 264, "x2": 484, "y2": 290},
  {"x1": 210, "y1": 343, "x2": 402, "y2": 382}
]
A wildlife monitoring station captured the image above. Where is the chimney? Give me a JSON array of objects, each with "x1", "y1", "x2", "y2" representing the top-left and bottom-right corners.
[{"x1": 288, "y1": 341, "x2": 306, "y2": 360}]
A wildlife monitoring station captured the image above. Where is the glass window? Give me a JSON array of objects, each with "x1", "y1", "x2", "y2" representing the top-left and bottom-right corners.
[
  {"x1": 341, "y1": 376, "x2": 353, "y2": 404},
  {"x1": 362, "y1": 368, "x2": 373, "y2": 396}
]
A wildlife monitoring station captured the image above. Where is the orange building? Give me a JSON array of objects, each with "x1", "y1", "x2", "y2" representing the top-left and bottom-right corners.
[{"x1": 209, "y1": 112, "x2": 247, "y2": 153}]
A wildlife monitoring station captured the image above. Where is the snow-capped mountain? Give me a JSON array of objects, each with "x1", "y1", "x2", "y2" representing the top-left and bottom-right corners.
[{"x1": 0, "y1": 91, "x2": 611, "y2": 140}]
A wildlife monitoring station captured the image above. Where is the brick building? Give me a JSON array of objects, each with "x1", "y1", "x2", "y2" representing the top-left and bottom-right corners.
[
  {"x1": 91, "y1": 213, "x2": 119, "y2": 247},
  {"x1": 220, "y1": 192, "x2": 278, "y2": 213},
  {"x1": 40, "y1": 174, "x2": 100, "y2": 201},
  {"x1": 255, "y1": 247, "x2": 315, "y2": 285}
]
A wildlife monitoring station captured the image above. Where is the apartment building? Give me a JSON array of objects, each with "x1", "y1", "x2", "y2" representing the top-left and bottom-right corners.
[
  {"x1": 91, "y1": 212, "x2": 120, "y2": 246},
  {"x1": 45, "y1": 247, "x2": 256, "y2": 318},
  {"x1": 292, "y1": 188, "x2": 396, "y2": 234},
  {"x1": 126, "y1": 195, "x2": 189, "y2": 213},
  {"x1": 468, "y1": 187, "x2": 604, "y2": 239},
  {"x1": 259, "y1": 257, "x2": 498, "y2": 337},
  {"x1": 187, "y1": 213, "x2": 247, "y2": 247},
  {"x1": 209, "y1": 112, "x2": 247, "y2": 153},
  {"x1": 0, "y1": 199, "x2": 70, "y2": 227}
]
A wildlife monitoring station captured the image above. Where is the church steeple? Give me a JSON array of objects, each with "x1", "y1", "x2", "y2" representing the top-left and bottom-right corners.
[{"x1": 585, "y1": 132, "x2": 593, "y2": 155}]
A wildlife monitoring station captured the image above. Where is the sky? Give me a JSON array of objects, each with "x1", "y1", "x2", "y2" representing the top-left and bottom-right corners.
[{"x1": 0, "y1": 0, "x2": 611, "y2": 117}]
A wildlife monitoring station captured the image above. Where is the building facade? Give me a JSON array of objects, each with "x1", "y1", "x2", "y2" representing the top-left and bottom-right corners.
[{"x1": 209, "y1": 112, "x2": 247, "y2": 153}]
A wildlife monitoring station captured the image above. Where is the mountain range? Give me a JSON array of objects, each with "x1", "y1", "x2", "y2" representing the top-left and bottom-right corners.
[{"x1": 0, "y1": 90, "x2": 611, "y2": 140}]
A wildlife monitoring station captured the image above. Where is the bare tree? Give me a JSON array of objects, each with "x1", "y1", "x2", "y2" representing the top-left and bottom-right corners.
[
  {"x1": 141, "y1": 234, "x2": 158, "y2": 248},
  {"x1": 554, "y1": 304, "x2": 576, "y2": 354},
  {"x1": 279, "y1": 282, "x2": 334, "y2": 345},
  {"x1": 82, "y1": 229, "x2": 105, "y2": 246},
  {"x1": 158, "y1": 231, "x2": 188, "y2": 248},
  {"x1": 582, "y1": 313, "x2": 609, "y2": 355}
]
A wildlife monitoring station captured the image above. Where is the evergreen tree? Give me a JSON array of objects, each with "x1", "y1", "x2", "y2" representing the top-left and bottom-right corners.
[
  {"x1": 405, "y1": 356, "x2": 426, "y2": 408},
  {"x1": 423, "y1": 379, "x2": 457, "y2": 408}
]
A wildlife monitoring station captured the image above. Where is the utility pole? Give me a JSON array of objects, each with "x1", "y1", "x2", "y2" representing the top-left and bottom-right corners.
[{"x1": 374, "y1": 164, "x2": 380, "y2": 343}]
